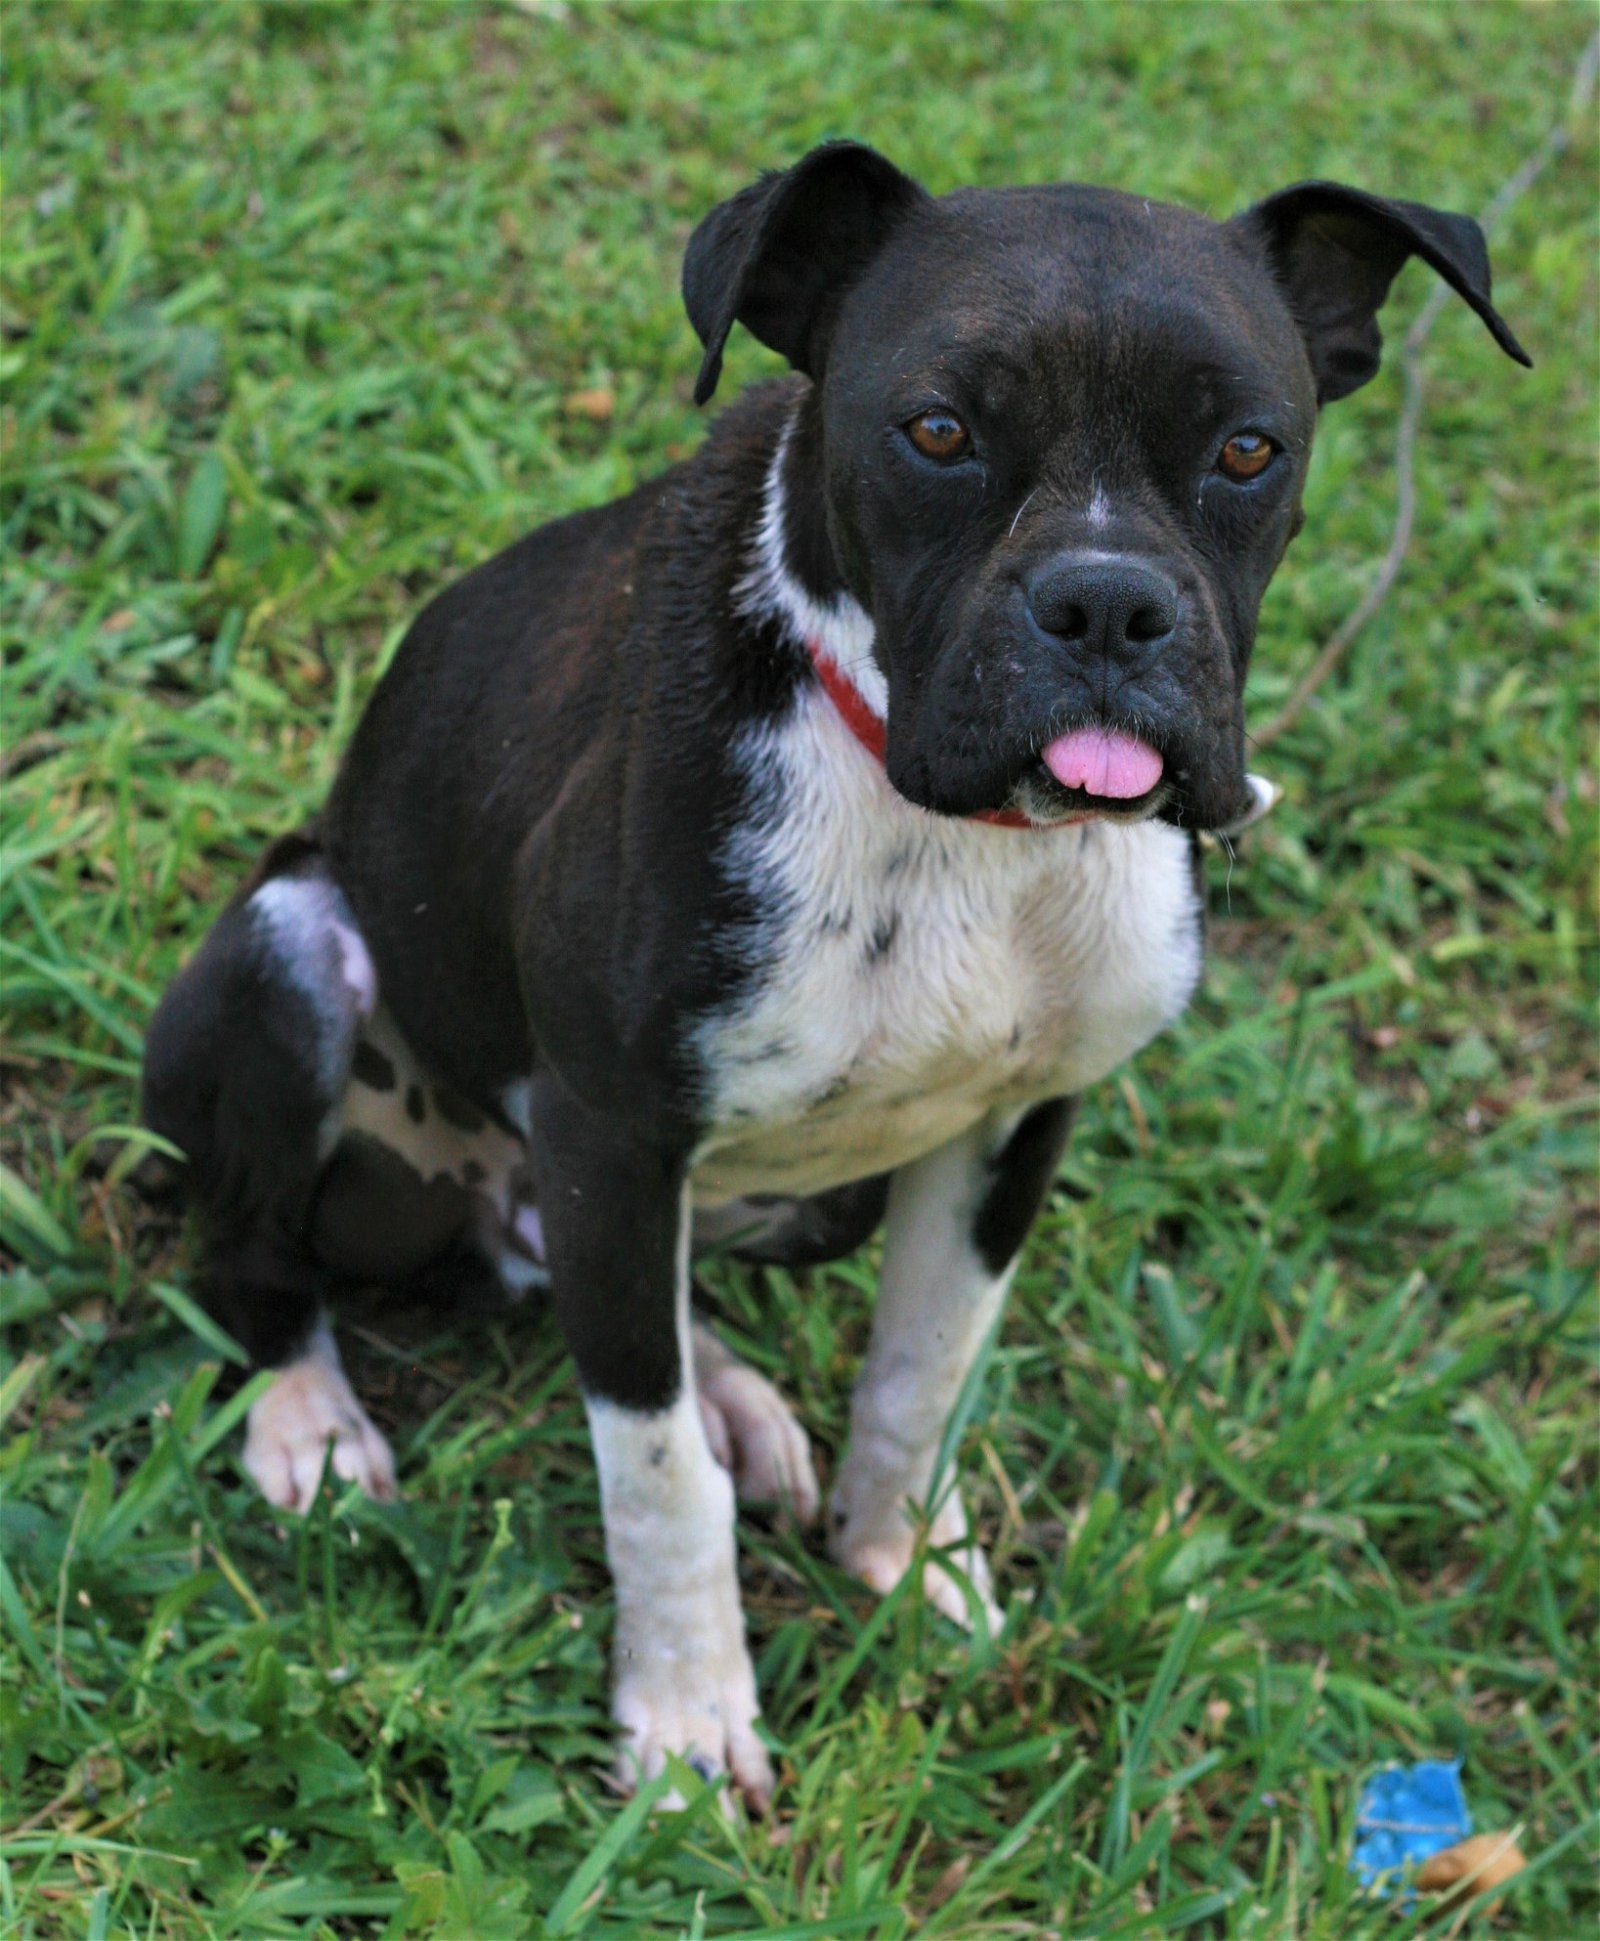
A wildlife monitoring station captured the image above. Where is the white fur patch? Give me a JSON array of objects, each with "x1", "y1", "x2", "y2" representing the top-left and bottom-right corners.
[
  {"x1": 242, "y1": 1319, "x2": 397, "y2": 1512},
  {"x1": 248, "y1": 876, "x2": 376, "y2": 1151},
  {"x1": 250, "y1": 876, "x2": 374, "y2": 1018}
]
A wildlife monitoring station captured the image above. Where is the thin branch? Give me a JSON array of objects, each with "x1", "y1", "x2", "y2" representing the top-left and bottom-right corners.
[{"x1": 1254, "y1": 29, "x2": 1599, "y2": 751}]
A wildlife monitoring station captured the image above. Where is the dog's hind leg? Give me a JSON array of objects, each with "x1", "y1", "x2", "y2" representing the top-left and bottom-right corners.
[{"x1": 142, "y1": 846, "x2": 397, "y2": 1508}]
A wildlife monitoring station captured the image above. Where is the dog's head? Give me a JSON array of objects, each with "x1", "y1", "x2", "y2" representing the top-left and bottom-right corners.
[{"x1": 685, "y1": 143, "x2": 1527, "y2": 830}]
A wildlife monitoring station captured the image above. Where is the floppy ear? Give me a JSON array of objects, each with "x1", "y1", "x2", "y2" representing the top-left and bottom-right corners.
[
  {"x1": 1232, "y1": 181, "x2": 1530, "y2": 404},
  {"x1": 682, "y1": 140, "x2": 929, "y2": 406}
]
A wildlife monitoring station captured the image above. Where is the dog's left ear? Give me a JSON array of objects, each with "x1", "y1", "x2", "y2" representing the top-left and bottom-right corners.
[
  {"x1": 1232, "y1": 181, "x2": 1530, "y2": 404},
  {"x1": 683, "y1": 141, "x2": 929, "y2": 406}
]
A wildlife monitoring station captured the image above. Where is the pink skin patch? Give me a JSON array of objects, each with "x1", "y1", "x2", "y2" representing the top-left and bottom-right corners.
[
  {"x1": 1041, "y1": 726, "x2": 1163, "y2": 800},
  {"x1": 514, "y1": 1204, "x2": 545, "y2": 1260}
]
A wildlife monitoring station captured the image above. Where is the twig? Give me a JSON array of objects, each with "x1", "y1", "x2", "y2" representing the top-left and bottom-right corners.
[{"x1": 1254, "y1": 29, "x2": 1600, "y2": 751}]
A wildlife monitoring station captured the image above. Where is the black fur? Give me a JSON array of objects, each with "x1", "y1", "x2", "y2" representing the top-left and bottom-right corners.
[{"x1": 972, "y1": 1099, "x2": 1079, "y2": 1278}]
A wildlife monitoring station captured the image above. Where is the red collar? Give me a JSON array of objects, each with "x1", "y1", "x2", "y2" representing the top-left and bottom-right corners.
[{"x1": 806, "y1": 637, "x2": 1068, "y2": 831}]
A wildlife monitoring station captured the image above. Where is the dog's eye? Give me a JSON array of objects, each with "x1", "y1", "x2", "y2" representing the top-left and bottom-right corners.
[
  {"x1": 905, "y1": 410, "x2": 972, "y2": 463},
  {"x1": 1217, "y1": 432, "x2": 1278, "y2": 482}
]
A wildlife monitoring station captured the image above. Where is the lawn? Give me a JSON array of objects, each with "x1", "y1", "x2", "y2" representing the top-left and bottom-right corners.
[{"x1": 2, "y1": 3, "x2": 1596, "y2": 1935}]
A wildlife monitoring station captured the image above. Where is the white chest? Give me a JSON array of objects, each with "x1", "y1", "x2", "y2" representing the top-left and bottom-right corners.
[{"x1": 691, "y1": 690, "x2": 1202, "y2": 1204}]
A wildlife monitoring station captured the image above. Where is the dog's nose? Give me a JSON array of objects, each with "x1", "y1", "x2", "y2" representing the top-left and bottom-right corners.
[{"x1": 1024, "y1": 554, "x2": 1179, "y2": 658}]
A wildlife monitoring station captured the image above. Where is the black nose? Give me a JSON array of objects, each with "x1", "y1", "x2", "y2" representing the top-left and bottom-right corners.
[{"x1": 1024, "y1": 554, "x2": 1179, "y2": 658}]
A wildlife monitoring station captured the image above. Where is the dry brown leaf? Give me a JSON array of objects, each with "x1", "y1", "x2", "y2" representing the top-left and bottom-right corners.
[
  {"x1": 564, "y1": 386, "x2": 615, "y2": 421},
  {"x1": 1414, "y1": 1830, "x2": 1527, "y2": 1916}
]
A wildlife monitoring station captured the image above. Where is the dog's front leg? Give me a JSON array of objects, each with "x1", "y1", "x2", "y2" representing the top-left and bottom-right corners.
[
  {"x1": 526, "y1": 1078, "x2": 769, "y2": 1809},
  {"x1": 830, "y1": 1099, "x2": 1075, "y2": 1633}
]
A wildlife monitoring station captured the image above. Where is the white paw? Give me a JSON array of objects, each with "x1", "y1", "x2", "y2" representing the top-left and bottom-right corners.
[
  {"x1": 830, "y1": 1470, "x2": 1002, "y2": 1636},
  {"x1": 694, "y1": 1344, "x2": 819, "y2": 1524},
  {"x1": 242, "y1": 1328, "x2": 397, "y2": 1513},
  {"x1": 613, "y1": 1633, "x2": 773, "y2": 1812}
]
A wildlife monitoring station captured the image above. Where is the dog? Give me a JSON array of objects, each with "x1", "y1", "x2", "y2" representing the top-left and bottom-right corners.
[{"x1": 142, "y1": 142, "x2": 1526, "y2": 1806}]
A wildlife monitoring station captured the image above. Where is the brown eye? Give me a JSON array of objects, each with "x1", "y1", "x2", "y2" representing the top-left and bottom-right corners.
[
  {"x1": 906, "y1": 410, "x2": 972, "y2": 462},
  {"x1": 1217, "y1": 432, "x2": 1277, "y2": 482}
]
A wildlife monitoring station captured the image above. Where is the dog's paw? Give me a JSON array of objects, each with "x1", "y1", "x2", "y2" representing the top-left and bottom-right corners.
[
  {"x1": 695, "y1": 1354, "x2": 819, "y2": 1524},
  {"x1": 613, "y1": 1642, "x2": 773, "y2": 1812},
  {"x1": 830, "y1": 1483, "x2": 1003, "y2": 1636},
  {"x1": 242, "y1": 1338, "x2": 397, "y2": 1513}
]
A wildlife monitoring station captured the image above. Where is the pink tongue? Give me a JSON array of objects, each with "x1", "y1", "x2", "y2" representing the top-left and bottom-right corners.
[{"x1": 1042, "y1": 726, "x2": 1164, "y2": 799}]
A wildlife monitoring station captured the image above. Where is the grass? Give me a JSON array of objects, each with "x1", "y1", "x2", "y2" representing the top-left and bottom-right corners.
[{"x1": 1, "y1": 1, "x2": 1596, "y2": 1934}]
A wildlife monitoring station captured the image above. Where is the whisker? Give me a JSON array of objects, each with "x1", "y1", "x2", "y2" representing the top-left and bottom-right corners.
[{"x1": 1008, "y1": 489, "x2": 1039, "y2": 541}]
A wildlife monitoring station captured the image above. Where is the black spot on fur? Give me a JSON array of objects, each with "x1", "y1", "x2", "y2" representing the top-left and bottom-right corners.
[
  {"x1": 730, "y1": 1037, "x2": 794, "y2": 1066},
  {"x1": 818, "y1": 906, "x2": 853, "y2": 936},
  {"x1": 461, "y1": 1158, "x2": 486, "y2": 1186},
  {"x1": 865, "y1": 912, "x2": 899, "y2": 965},
  {"x1": 351, "y1": 1041, "x2": 397, "y2": 1092},
  {"x1": 649, "y1": 1443, "x2": 667, "y2": 1468},
  {"x1": 432, "y1": 1084, "x2": 486, "y2": 1132},
  {"x1": 405, "y1": 1084, "x2": 426, "y2": 1123}
]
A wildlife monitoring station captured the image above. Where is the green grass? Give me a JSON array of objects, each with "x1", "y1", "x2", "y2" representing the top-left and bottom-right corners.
[{"x1": 2, "y1": 2, "x2": 1596, "y2": 1935}]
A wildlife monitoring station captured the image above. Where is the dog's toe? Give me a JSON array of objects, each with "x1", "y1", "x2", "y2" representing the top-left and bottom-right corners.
[
  {"x1": 613, "y1": 1654, "x2": 773, "y2": 1812},
  {"x1": 242, "y1": 1333, "x2": 398, "y2": 1513},
  {"x1": 831, "y1": 1493, "x2": 1002, "y2": 1636},
  {"x1": 696, "y1": 1359, "x2": 819, "y2": 1524}
]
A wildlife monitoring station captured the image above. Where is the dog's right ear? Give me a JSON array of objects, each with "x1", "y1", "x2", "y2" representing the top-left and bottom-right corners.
[
  {"x1": 683, "y1": 141, "x2": 928, "y2": 406},
  {"x1": 1231, "y1": 181, "x2": 1530, "y2": 404}
]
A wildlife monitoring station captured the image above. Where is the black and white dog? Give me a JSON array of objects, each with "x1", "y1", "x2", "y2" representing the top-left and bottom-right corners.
[{"x1": 143, "y1": 143, "x2": 1525, "y2": 1805}]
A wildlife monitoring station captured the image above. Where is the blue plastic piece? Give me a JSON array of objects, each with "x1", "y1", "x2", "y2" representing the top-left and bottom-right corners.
[{"x1": 1351, "y1": 1760, "x2": 1473, "y2": 1889}]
